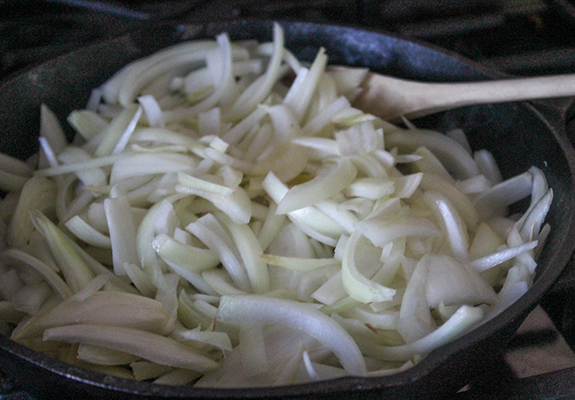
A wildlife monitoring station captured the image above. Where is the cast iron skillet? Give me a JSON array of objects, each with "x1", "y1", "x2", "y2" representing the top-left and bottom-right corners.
[{"x1": 1, "y1": 20, "x2": 575, "y2": 400}]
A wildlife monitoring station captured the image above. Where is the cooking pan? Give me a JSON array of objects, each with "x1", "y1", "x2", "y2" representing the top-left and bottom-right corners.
[{"x1": 0, "y1": 20, "x2": 574, "y2": 400}]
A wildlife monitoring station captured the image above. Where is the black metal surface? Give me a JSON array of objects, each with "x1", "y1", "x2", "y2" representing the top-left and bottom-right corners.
[
  {"x1": 46, "y1": 0, "x2": 210, "y2": 20},
  {"x1": 1, "y1": 19, "x2": 575, "y2": 399},
  {"x1": 358, "y1": 0, "x2": 575, "y2": 76},
  {"x1": 5, "y1": 1, "x2": 575, "y2": 78},
  {"x1": 456, "y1": 366, "x2": 575, "y2": 400},
  {"x1": 0, "y1": 1, "x2": 140, "y2": 77}
]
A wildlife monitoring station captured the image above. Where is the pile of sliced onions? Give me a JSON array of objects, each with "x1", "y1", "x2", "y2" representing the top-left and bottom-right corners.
[{"x1": 0, "y1": 23, "x2": 551, "y2": 387}]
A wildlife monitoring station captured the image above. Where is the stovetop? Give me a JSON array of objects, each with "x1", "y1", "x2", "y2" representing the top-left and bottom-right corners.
[
  {"x1": 2, "y1": 1, "x2": 575, "y2": 399},
  {"x1": 5, "y1": 0, "x2": 575, "y2": 78}
]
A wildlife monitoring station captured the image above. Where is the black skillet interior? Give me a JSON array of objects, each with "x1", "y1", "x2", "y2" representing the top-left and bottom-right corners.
[{"x1": 0, "y1": 20, "x2": 575, "y2": 400}]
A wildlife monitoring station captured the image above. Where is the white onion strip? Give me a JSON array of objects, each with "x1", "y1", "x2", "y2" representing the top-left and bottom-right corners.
[
  {"x1": 342, "y1": 230, "x2": 396, "y2": 304},
  {"x1": 218, "y1": 295, "x2": 367, "y2": 376},
  {"x1": 186, "y1": 215, "x2": 251, "y2": 292},
  {"x1": 2, "y1": 249, "x2": 72, "y2": 299},
  {"x1": 363, "y1": 305, "x2": 483, "y2": 362},
  {"x1": 105, "y1": 195, "x2": 139, "y2": 276},
  {"x1": 276, "y1": 158, "x2": 357, "y2": 214},
  {"x1": 469, "y1": 241, "x2": 538, "y2": 273},
  {"x1": 422, "y1": 191, "x2": 469, "y2": 262},
  {"x1": 43, "y1": 324, "x2": 219, "y2": 372},
  {"x1": 386, "y1": 130, "x2": 480, "y2": 179}
]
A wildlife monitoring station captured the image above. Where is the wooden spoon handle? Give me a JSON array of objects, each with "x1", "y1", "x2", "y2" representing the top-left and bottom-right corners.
[
  {"x1": 356, "y1": 72, "x2": 575, "y2": 121},
  {"x1": 433, "y1": 74, "x2": 575, "y2": 107}
]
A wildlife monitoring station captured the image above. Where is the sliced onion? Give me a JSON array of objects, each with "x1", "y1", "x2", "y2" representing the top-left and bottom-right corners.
[
  {"x1": 397, "y1": 255, "x2": 435, "y2": 343},
  {"x1": 218, "y1": 295, "x2": 367, "y2": 376},
  {"x1": 357, "y1": 215, "x2": 441, "y2": 248},
  {"x1": 469, "y1": 241, "x2": 538, "y2": 273},
  {"x1": 365, "y1": 305, "x2": 483, "y2": 361},
  {"x1": 276, "y1": 157, "x2": 357, "y2": 214},
  {"x1": 386, "y1": 130, "x2": 480, "y2": 179},
  {"x1": 43, "y1": 324, "x2": 219, "y2": 372},
  {"x1": 473, "y1": 172, "x2": 533, "y2": 221},
  {"x1": 13, "y1": 292, "x2": 169, "y2": 340},
  {"x1": 186, "y1": 214, "x2": 251, "y2": 292},
  {"x1": 341, "y1": 230, "x2": 396, "y2": 304},
  {"x1": 425, "y1": 254, "x2": 497, "y2": 308},
  {"x1": 422, "y1": 191, "x2": 469, "y2": 262}
]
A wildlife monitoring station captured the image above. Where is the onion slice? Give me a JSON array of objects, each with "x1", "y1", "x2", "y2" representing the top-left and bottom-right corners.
[
  {"x1": 43, "y1": 324, "x2": 219, "y2": 372},
  {"x1": 341, "y1": 230, "x2": 396, "y2": 304},
  {"x1": 276, "y1": 157, "x2": 357, "y2": 214},
  {"x1": 218, "y1": 295, "x2": 367, "y2": 376}
]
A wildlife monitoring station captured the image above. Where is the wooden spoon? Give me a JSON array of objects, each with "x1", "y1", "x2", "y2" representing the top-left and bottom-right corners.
[{"x1": 352, "y1": 70, "x2": 575, "y2": 122}]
